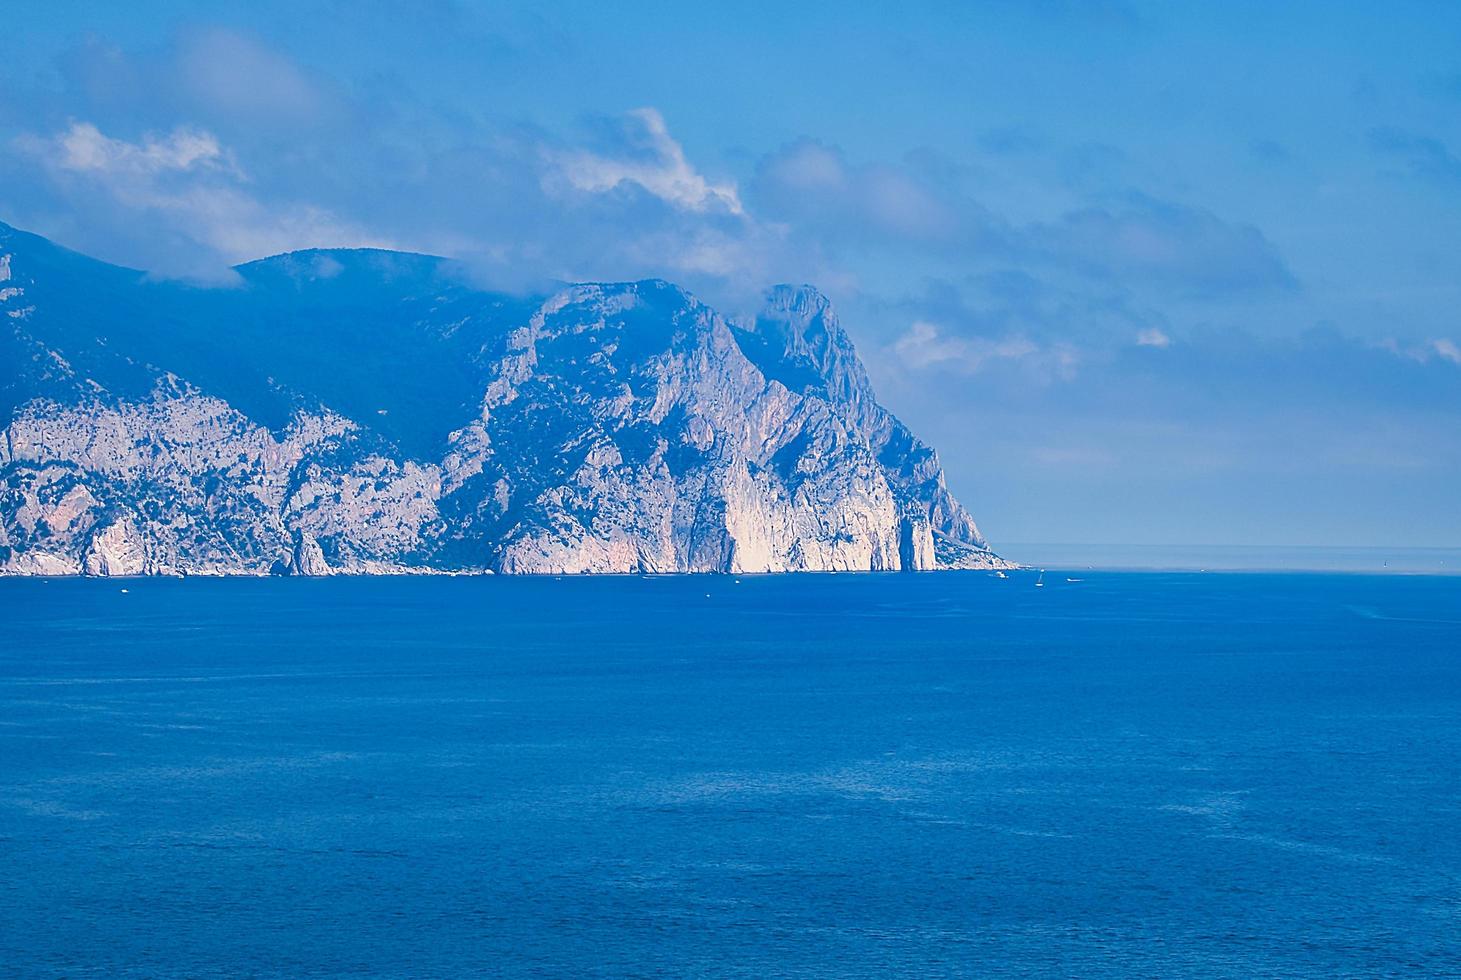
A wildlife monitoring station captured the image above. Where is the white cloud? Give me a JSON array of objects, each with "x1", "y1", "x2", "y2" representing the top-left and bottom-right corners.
[
  {"x1": 894, "y1": 319, "x2": 1051, "y2": 373},
  {"x1": 1382, "y1": 336, "x2": 1461, "y2": 366},
  {"x1": 14, "y1": 121, "x2": 388, "y2": 273},
  {"x1": 552, "y1": 108, "x2": 743, "y2": 215},
  {"x1": 1136, "y1": 327, "x2": 1171, "y2": 348},
  {"x1": 49, "y1": 122, "x2": 241, "y2": 178}
]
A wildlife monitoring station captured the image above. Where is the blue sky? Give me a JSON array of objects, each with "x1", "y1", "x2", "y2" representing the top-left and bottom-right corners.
[{"x1": 4, "y1": 1, "x2": 1459, "y2": 548}]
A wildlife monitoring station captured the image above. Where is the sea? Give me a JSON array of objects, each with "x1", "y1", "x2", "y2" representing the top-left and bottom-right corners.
[{"x1": 2, "y1": 564, "x2": 1459, "y2": 977}]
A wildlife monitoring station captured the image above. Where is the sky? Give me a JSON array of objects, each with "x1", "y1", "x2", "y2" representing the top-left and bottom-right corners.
[{"x1": 3, "y1": 0, "x2": 1459, "y2": 549}]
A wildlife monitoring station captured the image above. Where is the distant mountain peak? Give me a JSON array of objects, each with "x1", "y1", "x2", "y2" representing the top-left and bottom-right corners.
[{"x1": 763, "y1": 282, "x2": 833, "y2": 315}]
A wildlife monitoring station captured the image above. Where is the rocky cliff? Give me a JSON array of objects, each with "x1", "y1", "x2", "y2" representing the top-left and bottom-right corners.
[{"x1": 0, "y1": 220, "x2": 1009, "y2": 575}]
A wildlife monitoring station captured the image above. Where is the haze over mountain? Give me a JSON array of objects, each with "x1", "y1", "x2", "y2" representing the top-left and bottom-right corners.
[{"x1": 0, "y1": 220, "x2": 1005, "y2": 576}]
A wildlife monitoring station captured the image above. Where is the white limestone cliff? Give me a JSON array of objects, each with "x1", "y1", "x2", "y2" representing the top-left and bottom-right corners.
[{"x1": 0, "y1": 224, "x2": 1011, "y2": 576}]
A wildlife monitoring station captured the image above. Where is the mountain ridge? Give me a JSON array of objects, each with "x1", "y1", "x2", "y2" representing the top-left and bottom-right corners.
[{"x1": 0, "y1": 220, "x2": 1010, "y2": 576}]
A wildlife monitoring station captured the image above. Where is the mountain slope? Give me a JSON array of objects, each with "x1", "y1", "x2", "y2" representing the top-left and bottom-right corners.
[{"x1": 0, "y1": 220, "x2": 1009, "y2": 575}]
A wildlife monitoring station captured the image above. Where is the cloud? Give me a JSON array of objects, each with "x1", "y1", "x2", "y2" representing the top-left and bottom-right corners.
[
  {"x1": 869, "y1": 270, "x2": 1170, "y2": 361},
  {"x1": 1368, "y1": 127, "x2": 1461, "y2": 184},
  {"x1": 1029, "y1": 194, "x2": 1296, "y2": 295},
  {"x1": 2, "y1": 18, "x2": 1304, "y2": 311},
  {"x1": 751, "y1": 138, "x2": 1005, "y2": 251},
  {"x1": 0, "y1": 23, "x2": 1300, "y2": 314},
  {"x1": 1384, "y1": 336, "x2": 1461, "y2": 366},
  {"x1": 172, "y1": 28, "x2": 329, "y2": 123},
  {"x1": 2, "y1": 102, "x2": 788, "y2": 291},
  {"x1": 49, "y1": 28, "x2": 339, "y2": 134},
  {"x1": 879, "y1": 318, "x2": 1461, "y2": 526},
  {"x1": 751, "y1": 140, "x2": 1294, "y2": 299},
  {"x1": 43, "y1": 122, "x2": 241, "y2": 178},
  {"x1": 12, "y1": 121, "x2": 385, "y2": 277},
  {"x1": 892, "y1": 319, "x2": 1075, "y2": 379},
  {"x1": 551, "y1": 108, "x2": 743, "y2": 215},
  {"x1": 1135, "y1": 327, "x2": 1171, "y2": 348}
]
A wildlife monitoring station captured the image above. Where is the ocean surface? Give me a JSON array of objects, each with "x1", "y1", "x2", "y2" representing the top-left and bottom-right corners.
[{"x1": 2, "y1": 571, "x2": 1459, "y2": 978}]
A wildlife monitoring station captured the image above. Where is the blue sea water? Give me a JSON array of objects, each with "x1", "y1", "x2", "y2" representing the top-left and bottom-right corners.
[{"x1": 1, "y1": 571, "x2": 1459, "y2": 978}]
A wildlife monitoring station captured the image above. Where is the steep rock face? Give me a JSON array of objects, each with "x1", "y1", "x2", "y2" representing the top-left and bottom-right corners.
[
  {"x1": 0, "y1": 220, "x2": 1010, "y2": 575},
  {"x1": 438, "y1": 282, "x2": 914, "y2": 573},
  {"x1": 748, "y1": 286, "x2": 991, "y2": 563},
  {"x1": 289, "y1": 532, "x2": 333, "y2": 577},
  {"x1": 83, "y1": 518, "x2": 150, "y2": 576},
  {"x1": 1, "y1": 391, "x2": 440, "y2": 575}
]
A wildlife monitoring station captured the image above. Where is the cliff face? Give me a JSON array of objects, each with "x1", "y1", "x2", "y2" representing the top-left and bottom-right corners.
[{"x1": 0, "y1": 221, "x2": 1008, "y2": 575}]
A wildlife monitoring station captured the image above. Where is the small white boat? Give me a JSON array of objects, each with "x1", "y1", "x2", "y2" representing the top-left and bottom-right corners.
[{"x1": 1035, "y1": 570, "x2": 1045, "y2": 588}]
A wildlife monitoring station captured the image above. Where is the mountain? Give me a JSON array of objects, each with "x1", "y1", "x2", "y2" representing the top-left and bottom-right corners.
[{"x1": 0, "y1": 220, "x2": 1009, "y2": 576}]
